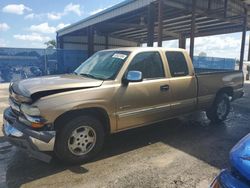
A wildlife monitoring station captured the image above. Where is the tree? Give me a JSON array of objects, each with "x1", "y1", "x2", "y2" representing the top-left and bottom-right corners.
[{"x1": 44, "y1": 40, "x2": 56, "y2": 49}]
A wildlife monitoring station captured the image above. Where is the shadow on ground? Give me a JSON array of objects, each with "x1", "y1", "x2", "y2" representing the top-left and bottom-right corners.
[{"x1": 4, "y1": 105, "x2": 250, "y2": 187}]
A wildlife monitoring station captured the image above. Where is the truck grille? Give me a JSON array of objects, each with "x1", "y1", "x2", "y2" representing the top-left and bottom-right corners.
[
  {"x1": 9, "y1": 84, "x2": 22, "y2": 115},
  {"x1": 9, "y1": 97, "x2": 21, "y2": 115}
]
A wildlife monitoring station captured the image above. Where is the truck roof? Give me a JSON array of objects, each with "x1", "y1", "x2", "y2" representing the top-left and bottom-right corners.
[{"x1": 102, "y1": 47, "x2": 186, "y2": 53}]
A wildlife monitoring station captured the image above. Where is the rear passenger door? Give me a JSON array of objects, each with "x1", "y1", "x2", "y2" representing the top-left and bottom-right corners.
[{"x1": 165, "y1": 51, "x2": 197, "y2": 115}]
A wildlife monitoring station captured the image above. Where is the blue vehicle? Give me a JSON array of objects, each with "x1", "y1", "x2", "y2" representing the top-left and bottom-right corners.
[{"x1": 210, "y1": 134, "x2": 250, "y2": 188}]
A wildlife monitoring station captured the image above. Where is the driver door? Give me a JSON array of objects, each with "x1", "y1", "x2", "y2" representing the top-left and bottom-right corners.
[{"x1": 116, "y1": 51, "x2": 172, "y2": 130}]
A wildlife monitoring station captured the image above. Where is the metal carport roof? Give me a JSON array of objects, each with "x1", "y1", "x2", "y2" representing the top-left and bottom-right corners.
[{"x1": 57, "y1": 0, "x2": 250, "y2": 70}]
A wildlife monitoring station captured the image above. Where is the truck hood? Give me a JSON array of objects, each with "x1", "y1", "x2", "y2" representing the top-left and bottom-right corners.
[
  {"x1": 11, "y1": 74, "x2": 103, "y2": 101},
  {"x1": 230, "y1": 133, "x2": 250, "y2": 181}
]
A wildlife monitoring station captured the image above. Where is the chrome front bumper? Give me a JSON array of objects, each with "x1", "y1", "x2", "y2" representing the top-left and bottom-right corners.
[{"x1": 2, "y1": 107, "x2": 56, "y2": 163}]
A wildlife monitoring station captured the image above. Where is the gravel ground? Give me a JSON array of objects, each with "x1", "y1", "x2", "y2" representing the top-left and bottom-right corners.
[{"x1": 0, "y1": 82, "x2": 250, "y2": 188}]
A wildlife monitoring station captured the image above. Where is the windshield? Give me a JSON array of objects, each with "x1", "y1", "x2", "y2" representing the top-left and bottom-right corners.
[{"x1": 74, "y1": 51, "x2": 130, "y2": 80}]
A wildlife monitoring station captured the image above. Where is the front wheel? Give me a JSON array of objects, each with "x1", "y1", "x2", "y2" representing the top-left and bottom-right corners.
[
  {"x1": 55, "y1": 115, "x2": 105, "y2": 164},
  {"x1": 206, "y1": 93, "x2": 231, "y2": 123}
]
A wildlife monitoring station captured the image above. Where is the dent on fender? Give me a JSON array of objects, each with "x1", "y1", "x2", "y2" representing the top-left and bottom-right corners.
[{"x1": 222, "y1": 72, "x2": 243, "y2": 82}]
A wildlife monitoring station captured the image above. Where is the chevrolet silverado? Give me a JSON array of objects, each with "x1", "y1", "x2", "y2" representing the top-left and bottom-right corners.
[{"x1": 3, "y1": 47, "x2": 244, "y2": 163}]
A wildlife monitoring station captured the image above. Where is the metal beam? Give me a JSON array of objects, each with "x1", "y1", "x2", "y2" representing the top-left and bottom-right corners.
[
  {"x1": 108, "y1": 33, "x2": 139, "y2": 43},
  {"x1": 224, "y1": 0, "x2": 228, "y2": 18},
  {"x1": 179, "y1": 34, "x2": 186, "y2": 49},
  {"x1": 116, "y1": 16, "x2": 218, "y2": 38},
  {"x1": 147, "y1": 3, "x2": 155, "y2": 47},
  {"x1": 195, "y1": 24, "x2": 243, "y2": 34},
  {"x1": 116, "y1": 21, "x2": 241, "y2": 42},
  {"x1": 163, "y1": 0, "x2": 243, "y2": 26},
  {"x1": 111, "y1": 14, "x2": 192, "y2": 36},
  {"x1": 163, "y1": 0, "x2": 190, "y2": 10},
  {"x1": 190, "y1": 0, "x2": 196, "y2": 61},
  {"x1": 135, "y1": 24, "x2": 243, "y2": 42},
  {"x1": 88, "y1": 26, "x2": 94, "y2": 57},
  {"x1": 122, "y1": 27, "x2": 178, "y2": 40},
  {"x1": 208, "y1": 0, "x2": 212, "y2": 11},
  {"x1": 56, "y1": 33, "x2": 64, "y2": 73},
  {"x1": 158, "y1": 0, "x2": 163, "y2": 47},
  {"x1": 56, "y1": 34, "x2": 64, "y2": 49},
  {"x1": 162, "y1": 29, "x2": 179, "y2": 38},
  {"x1": 115, "y1": 15, "x2": 236, "y2": 40},
  {"x1": 240, "y1": 9, "x2": 247, "y2": 70},
  {"x1": 248, "y1": 33, "x2": 250, "y2": 61},
  {"x1": 105, "y1": 34, "x2": 109, "y2": 49},
  {"x1": 97, "y1": 22, "x2": 146, "y2": 31}
]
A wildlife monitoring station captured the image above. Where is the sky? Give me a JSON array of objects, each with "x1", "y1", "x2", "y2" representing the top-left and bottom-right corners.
[{"x1": 0, "y1": 0, "x2": 249, "y2": 60}]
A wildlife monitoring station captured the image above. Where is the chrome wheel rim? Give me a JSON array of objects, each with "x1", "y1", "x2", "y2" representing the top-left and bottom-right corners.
[
  {"x1": 217, "y1": 99, "x2": 227, "y2": 119},
  {"x1": 68, "y1": 126, "x2": 96, "y2": 156}
]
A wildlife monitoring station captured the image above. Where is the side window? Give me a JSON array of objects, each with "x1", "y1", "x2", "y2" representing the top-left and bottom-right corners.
[
  {"x1": 128, "y1": 52, "x2": 165, "y2": 79},
  {"x1": 165, "y1": 52, "x2": 189, "y2": 77}
]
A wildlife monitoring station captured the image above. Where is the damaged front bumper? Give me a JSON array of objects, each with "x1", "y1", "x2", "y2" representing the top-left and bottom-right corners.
[{"x1": 2, "y1": 107, "x2": 56, "y2": 163}]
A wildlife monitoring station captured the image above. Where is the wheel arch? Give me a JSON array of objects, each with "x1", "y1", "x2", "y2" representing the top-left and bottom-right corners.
[
  {"x1": 54, "y1": 107, "x2": 111, "y2": 135},
  {"x1": 216, "y1": 87, "x2": 234, "y2": 98}
]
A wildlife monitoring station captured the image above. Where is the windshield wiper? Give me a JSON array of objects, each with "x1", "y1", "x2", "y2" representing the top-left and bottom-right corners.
[{"x1": 79, "y1": 73, "x2": 103, "y2": 80}]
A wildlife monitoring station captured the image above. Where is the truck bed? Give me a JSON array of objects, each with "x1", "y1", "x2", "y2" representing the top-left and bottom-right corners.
[{"x1": 195, "y1": 70, "x2": 244, "y2": 110}]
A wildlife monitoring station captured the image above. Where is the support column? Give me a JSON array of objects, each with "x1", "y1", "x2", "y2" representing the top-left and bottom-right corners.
[
  {"x1": 248, "y1": 33, "x2": 250, "y2": 61},
  {"x1": 224, "y1": 0, "x2": 228, "y2": 18},
  {"x1": 240, "y1": 9, "x2": 247, "y2": 71},
  {"x1": 88, "y1": 26, "x2": 94, "y2": 57},
  {"x1": 147, "y1": 3, "x2": 155, "y2": 47},
  {"x1": 247, "y1": 33, "x2": 250, "y2": 80},
  {"x1": 56, "y1": 34, "x2": 64, "y2": 73},
  {"x1": 179, "y1": 34, "x2": 186, "y2": 49},
  {"x1": 56, "y1": 33, "x2": 59, "y2": 48},
  {"x1": 190, "y1": 0, "x2": 196, "y2": 61},
  {"x1": 157, "y1": 0, "x2": 163, "y2": 47},
  {"x1": 208, "y1": 0, "x2": 211, "y2": 11},
  {"x1": 56, "y1": 33, "x2": 63, "y2": 49},
  {"x1": 105, "y1": 34, "x2": 109, "y2": 49}
]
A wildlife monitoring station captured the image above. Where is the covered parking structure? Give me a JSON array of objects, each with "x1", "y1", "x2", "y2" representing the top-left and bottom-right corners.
[{"x1": 57, "y1": 0, "x2": 250, "y2": 70}]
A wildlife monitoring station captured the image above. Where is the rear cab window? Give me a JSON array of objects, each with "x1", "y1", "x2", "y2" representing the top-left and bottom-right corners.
[{"x1": 165, "y1": 51, "x2": 189, "y2": 77}]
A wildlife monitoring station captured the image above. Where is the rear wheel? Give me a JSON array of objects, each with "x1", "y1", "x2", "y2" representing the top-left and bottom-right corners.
[
  {"x1": 55, "y1": 115, "x2": 105, "y2": 164},
  {"x1": 206, "y1": 93, "x2": 230, "y2": 123}
]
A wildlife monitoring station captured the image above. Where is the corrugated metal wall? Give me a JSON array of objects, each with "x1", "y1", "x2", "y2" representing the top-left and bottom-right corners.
[{"x1": 62, "y1": 35, "x2": 138, "y2": 52}]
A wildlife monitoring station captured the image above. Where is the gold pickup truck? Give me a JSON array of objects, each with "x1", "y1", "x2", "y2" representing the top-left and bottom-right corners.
[{"x1": 3, "y1": 47, "x2": 244, "y2": 163}]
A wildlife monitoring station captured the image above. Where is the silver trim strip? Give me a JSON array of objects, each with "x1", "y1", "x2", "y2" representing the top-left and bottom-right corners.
[{"x1": 117, "y1": 104, "x2": 170, "y2": 118}]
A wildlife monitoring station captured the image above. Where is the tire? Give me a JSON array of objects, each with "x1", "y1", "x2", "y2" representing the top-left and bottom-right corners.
[
  {"x1": 54, "y1": 115, "x2": 105, "y2": 164},
  {"x1": 206, "y1": 93, "x2": 230, "y2": 123}
]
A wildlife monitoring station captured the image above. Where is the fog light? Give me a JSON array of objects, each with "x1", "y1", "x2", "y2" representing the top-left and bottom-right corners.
[{"x1": 31, "y1": 122, "x2": 45, "y2": 128}]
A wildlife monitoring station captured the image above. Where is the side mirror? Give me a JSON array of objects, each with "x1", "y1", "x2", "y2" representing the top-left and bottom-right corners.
[{"x1": 123, "y1": 71, "x2": 143, "y2": 84}]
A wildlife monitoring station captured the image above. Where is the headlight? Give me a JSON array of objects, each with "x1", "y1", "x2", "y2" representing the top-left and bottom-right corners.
[{"x1": 20, "y1": 104, "x2": 40, "y2": 116}]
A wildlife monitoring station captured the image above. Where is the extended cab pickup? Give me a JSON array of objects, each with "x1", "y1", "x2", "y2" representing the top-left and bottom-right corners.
[{"x1": 3, "y1": 48, "x2": 244, "y2": 163}]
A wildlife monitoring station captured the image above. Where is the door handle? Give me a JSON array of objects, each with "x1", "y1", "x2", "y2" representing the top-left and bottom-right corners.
[{"x1": 160, "y1": 85, "x2": 169, "y2": 91}]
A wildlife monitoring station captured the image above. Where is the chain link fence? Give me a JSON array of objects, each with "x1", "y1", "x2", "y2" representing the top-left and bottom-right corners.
[
  {"x1": 0, "y1": 47, "x2": 236, "y2": 83},
  {"x1": 0, "y1": 48, "x2": 88, "y2": 83}
]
